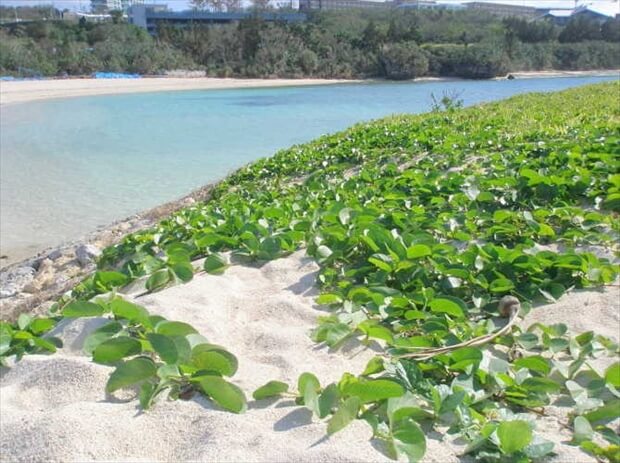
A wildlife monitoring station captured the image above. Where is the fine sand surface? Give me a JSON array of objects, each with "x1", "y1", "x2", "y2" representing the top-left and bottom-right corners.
[
  {"x1": 1, "y1": 250, "x2": 618, "y2": 462},
  {"x1": 0, "y1": 77, "x2": 356, "y2": 106}
]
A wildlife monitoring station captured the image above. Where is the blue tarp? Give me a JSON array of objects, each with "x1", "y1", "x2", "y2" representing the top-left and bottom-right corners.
[{"x1": 92, "y1": 72, "x2": 142, "y2": 79}]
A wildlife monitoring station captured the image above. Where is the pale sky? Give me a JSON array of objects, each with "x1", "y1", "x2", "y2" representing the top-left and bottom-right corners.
[{"x1": 0, "y1": 0, "x2": 618, "y2": 12}]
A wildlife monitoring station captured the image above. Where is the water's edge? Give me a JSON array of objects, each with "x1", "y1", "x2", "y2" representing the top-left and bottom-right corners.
[{"x1": 0, "y1": 179, "x2": 222, "y2": 321}]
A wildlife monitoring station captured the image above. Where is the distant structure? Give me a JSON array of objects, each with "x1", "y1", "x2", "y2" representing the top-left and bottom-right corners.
[
  {"x1": 394, "y1": 0, "x2": 464, "y2": 10},
  {"x1": 298, "y1": 0, "x2": 388, "y2": 10},
  {"x1": 540, "y1": 3, "x2": 620, "y2": 24},
  {"x1": 91, "y1": 0, "x2": 145, "y2": 13},
  {"x1": 298, "y1": 0, "x2": 464, "y2": 11},
  {"x1": 463, "y1": 2, "x2": 539, "y2": 18},
  {"x1": 128, "y1": 0, "x2": 619, "y2": 27},
  {"x1": 129, "y1": 4, "x2": 306, "y2": 33}
]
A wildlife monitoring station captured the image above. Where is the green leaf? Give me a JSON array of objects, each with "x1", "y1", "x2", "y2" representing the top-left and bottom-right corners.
[
  {"x1": 318, "y1": 383, "x2": 341, "y2": 419},
  {"x1": 204, "y1": 253, "x2": 228, "y2": 275},
  {"x1": 604, "y1": 362, "x2": 620, "y2": 388},
  {"x1": 252, "y1": 381, "x2": 289, "y2": 400},
  {"x1": 521, "y1": 377, "x2": 561, "y2": 393},
  {"x1": 106, "y1": 357, "x2": 157, "y2": 393},
  {"x1": 146, "y1": 333, "x2": 178, "y2": 364},
  {"x1": 83, "y1": 321, "x2": 123, "y2": 354},
  {"x1": 489, "y1": 278, "x2": 515, "y2": 293},
  {"x1": 514, "y1": 355, "x2": 551, "y2": 375},
  {"x1": 155, "y1": 321, "x2": 198, "y2": 337},
  {"x1": 139, "y1": 382, "x2": 156, "y2": 410},
  {"x1": 429, "y1": 298, "x2": 464, "y2": 318},
  {"x1": 448, "y1": 347, "x2": 483, "y2": 371},
  {"x1": 192, "y1": 350, "x2": 237, "y2": 377},
  {"x1": 198, "y1": 376, "x2": 247, "y2": 413},
  {"x1": 497, "y1": 420, "x2": 532, "y2": 454},
  {"x1": 145, "y1": 269, "x2": 171, "y2": 292},
  {"x1": 572, "y1": 416, "x2": 594, "y2": 444},
  {"x1": 62, "y1": 301, "x2": 104, "y2": 318},
  {"x1": 17, "y1": 314, "x2": 32, "y2": 330},
  {"x1": 327, "y1": 396, "x2": 361, "y2": 435},
  {"x1": 342, "y1": 379, "x2": 405, "y2": 403},
  {"x1": 93, "y1": 336, "x2": 142, "y2": 364},
  {"x1": 29, "y1": 318, "x2": 56, "y2": 335},
  {"x1": 406, "y1": 244, "x2": 431, "y2": 259},
  {"x1": 316, "y1": 293, "x2": 342, "y2": 305},
  {"x1": 170, "y1": 261, "x2": 194, "y2": 282},
  {"x1": 110, "y1": 299, "x2": 150, "y2": 326},
  {"x1": 361, "y1": 356, "x2": 385, "y2": 376},
  {"x1": 392, "y1": 419, "x2": 426, "y2": 462},
  {"x1": 584, "y1": 399, "x2": 620, "y2": 424},
  {"x1": 93, "y1": 270, "x2": 129, "y2": 288}
]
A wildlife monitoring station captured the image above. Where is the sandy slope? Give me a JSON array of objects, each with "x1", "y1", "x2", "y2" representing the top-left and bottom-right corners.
[
  {"x1": 0, "y1": 250, "x2": 618, "y2": 462},
  {"x1": 0, "y1": 77, "x2": 355, "y2": 106}
]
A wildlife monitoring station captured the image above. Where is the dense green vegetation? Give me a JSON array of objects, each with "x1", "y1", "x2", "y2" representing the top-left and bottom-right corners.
[
  {"x1": 1, "y1": 8, "x2": 619, "y2": 78},
  {"x1": 2, "y1": 83, "x2": 619, "y2": 461}
]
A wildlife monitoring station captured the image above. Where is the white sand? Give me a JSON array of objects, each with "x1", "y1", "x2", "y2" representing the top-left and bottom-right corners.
[
  {"x1": 1, "y1": 251, "x2": 618, "y2": 462},
  {"x1": 0, "y1": 77, "x2": 355, "y2": 106},
  {"x1": 2, "y1": 71, "x2": 617, "y2": 106}
]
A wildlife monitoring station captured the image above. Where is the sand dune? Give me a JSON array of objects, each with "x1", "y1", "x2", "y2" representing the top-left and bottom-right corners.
[{"x1": 1, "y1": 251, "x2": 617, "y2": 462}]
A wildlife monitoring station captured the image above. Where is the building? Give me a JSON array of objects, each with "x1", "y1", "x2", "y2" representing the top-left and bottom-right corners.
[
  {"x1": 464, "y1": 2, "x2": 539, "y2": 18},
  {"x1": 129, "y1": 4, "x2": 306, "y2": 33},
  {"x1": 394, "y1": 0, "x2": 464, "y2": 10},
  {"x1": 299, "y1": 0, "x2": 390, "y2": 10},
  {"x1": 539, "y1": 3, "x2": 620, "y2": 24},
  {"x1": 91, "y1": 0, "x2": 144, "y2": 13}
]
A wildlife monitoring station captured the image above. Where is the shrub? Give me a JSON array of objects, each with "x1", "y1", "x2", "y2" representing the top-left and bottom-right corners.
[{"x1": 379, "y1": 41, "x2": 429, "y2": 80}]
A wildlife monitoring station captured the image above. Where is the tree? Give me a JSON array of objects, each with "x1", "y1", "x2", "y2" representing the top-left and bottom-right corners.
[
  {"x1": 360, "y1": 20, "x2": 384, "y2": 51},
  {"x1": 558, "y1": 15, "x2": 602, "y2": 43},
  {"x1": 110, "y1": 9, "x2": 123, "y2": 24},
  {"x1": 602, "y1": 18, "x2": 620, "y2": 42},
  {"x1": 379, "y1": 42, "x2": 429, "y2": 80},
  {"x1": 191, "y1": 0, "x2": 240, "y2": 12},
  {"x1": 250, "y1": 0, "x2": 271, "y2": 10}
]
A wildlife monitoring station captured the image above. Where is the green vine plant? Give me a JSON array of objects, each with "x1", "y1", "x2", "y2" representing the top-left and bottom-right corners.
[
  {"x1": 1, "y1": 83, "x2": 619, "y2": 462},
  {"x1": 65, "y1": 296, "x2": 247, "y2": 412}
]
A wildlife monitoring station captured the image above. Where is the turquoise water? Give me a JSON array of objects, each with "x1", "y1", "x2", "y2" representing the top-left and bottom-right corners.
[{"x1": 0, "y1": 76, "x2": 616, "y2": 260}]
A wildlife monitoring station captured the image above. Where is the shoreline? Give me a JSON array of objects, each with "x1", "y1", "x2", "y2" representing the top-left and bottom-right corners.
[
  {"x1": 1, "y1": 70, "x2": 617, "y2": 106},
  {"x1": 0, "y1": 77, "x2": 359, "y2": 106},
  {"x1": 0, "y1": 180, "x2": 224, "y2": 320}
]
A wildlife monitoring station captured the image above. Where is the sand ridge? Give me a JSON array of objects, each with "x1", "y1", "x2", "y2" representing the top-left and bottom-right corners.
[{"x1": 0, "y1": 251, "x2": 618, "y2": 462}]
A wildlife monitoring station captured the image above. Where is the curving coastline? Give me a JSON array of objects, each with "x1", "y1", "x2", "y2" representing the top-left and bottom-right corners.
[
  {"x1": 1, "y1": 70, "x2": 618, "y2": 106},
  {"x1": 0, "y1": 77, "x2": 359, "y2": 106}
]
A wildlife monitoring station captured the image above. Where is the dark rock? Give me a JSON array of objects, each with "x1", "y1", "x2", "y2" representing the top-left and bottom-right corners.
[{"x1": 75, "y1": 244, "x2": 101, "y2": 267}]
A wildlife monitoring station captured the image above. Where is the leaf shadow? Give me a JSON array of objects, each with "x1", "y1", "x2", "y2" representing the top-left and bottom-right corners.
[
  {"x1": 312, "y1": 336, "x2": 384, "y2": 360},
  {"x1": 273, "y1": 407, "x2": 313, "y2": 432},
  {"x1": 285, "y1": 270, "x2": 320, "y2": 297},
  {"x1": 248, "y1": 396, "x2": 281, "y2": 410}
]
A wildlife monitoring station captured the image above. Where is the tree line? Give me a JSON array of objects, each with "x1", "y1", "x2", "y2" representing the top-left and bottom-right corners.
[{"x1": 0, "y1": 7, "x2": 618, "y2": 79}]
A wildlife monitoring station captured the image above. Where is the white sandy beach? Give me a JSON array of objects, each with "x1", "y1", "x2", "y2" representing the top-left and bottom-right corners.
[
  {"x1": 1, "y1": 250, "x2": 618, "y2": 462},
  {"x1": 1, "y1": 70, "x2": 618, "y2": 106},
  {"x1": 0, "y1": 77, "x2": 356, "y2": 106}
]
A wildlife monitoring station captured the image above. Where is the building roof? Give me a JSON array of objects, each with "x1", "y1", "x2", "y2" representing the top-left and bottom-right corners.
[
  {"x1": 581, "y1": 2, "x2": 620, "y2": 17},
  {"x1": 545, "y1": 9, "x2": 573, "y2": 17}
]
